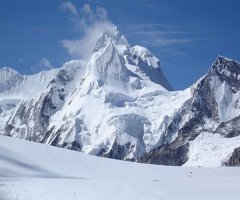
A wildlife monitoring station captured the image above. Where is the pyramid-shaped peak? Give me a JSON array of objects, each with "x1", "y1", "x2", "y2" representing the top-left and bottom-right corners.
[
  {"x1": 103, "y1": 25, "x2": 127, "y2": 43},
  {"x1": 206, "y1": 55, "x2": 240, "y2": 84},
  {"x1": 93, "y1": 24, "x2": 130, "y2": 55},
  {"x1": 216, "y1": 55, "x2": 234, "y2": 63},
  {"x1": 104, "y1": 24, "x2": 119, "y2": 35},
  {"x1": 213, "y1": 55, "x2": 239, "y2": 69}
]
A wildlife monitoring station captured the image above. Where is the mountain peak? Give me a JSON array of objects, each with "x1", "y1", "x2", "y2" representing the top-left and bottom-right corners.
[
  {"x1": 0, "y1": 67, "x2": 20, "y2": 75},
  {"x1": 216, "y1": 55, "x2": 236, "y2": 64},
  {"x1": 202, "y1": 55, "x2": 240, "y2": 92},
  {"x1": 89, "y1": 38, "x2": 132, "y2": 89},
  {"x1": 92, "y1": 24, "x2": 130, "y2": 56},
  {"x1": 104, "y1": 24, "x2": 118, "y2": 36},
  {"x1": 213, "y1": 55, "x2": 239, "y2": 71},
  {"x1": 89, "y1": 25, "x2": 173, "y2": 91},
  {"x1": 0, "y1": 67, "x2": 22, "y2": 86}
]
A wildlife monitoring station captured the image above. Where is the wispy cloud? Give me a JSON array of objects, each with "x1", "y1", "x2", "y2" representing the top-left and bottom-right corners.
[
  {"x1": 60, "y1": 2, "x2": 192, "y2": 59},
  {"x1": 125, "y1": 23, "x2": 192, "y2": 55},
  {"x1": 60, "y1": 1, "x2": 78, "y2": 18},
  {"x1": 144, "y1": 38, "x2": 191, "y2": 47},
  {"x1": 60, "y1": 2, "x2": 112, "y2": 59},
  {"x1": 38, "y1": 57, "x2": 54, "y2": 70},
  {"x1": 133, "y1": 30, "x2": 187, "y2": 36}
]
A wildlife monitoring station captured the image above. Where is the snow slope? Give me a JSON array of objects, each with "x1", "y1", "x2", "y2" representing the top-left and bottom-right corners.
[
  {"x1": 184, "y1": 132, "x2": 240, "y2": 166},
  {"x1": 0, "y1": 135, "x2": 240, "y2": 200},
  {"x1": 0, "y1": 67, "x2": 58, "y2": 100},
  {"x1": 0, "y1": 25, "x2": 188, "y2": 162},
  {"x1": 0, "y1": 25, "x2": 240, "y2": 166},
  {"x1": 0, "y1": 67, "x2": 58, "y2": 131},
  {"x1": 140, "y1": 56, "x2": 240, "y2": 166}
]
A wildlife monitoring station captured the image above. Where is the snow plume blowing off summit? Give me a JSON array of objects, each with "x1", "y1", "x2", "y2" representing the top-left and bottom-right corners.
[
  {"x1": 60, "y1": 2, "x2": 113, "y2": 60},
  {"x1": 0, "y1": 18, "x2": 176, "y2": 163},
  {"x1": 60, "y1": 2, "x2": 172, "y2": 90}
]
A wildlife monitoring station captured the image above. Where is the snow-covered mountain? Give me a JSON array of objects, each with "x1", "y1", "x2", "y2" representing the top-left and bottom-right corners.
[
  {"x1": 0, "y1": 25, "x2": 239, "y2": 166},
  {"x1": 140, "y1": 56, "x2": 240, "y2": 166},
  {"x1": 0, "y1": 67, "x2": 58, "y2": 132},
  {"x1": 0, "y1": 67, "x2": 58, "y2": 99}
]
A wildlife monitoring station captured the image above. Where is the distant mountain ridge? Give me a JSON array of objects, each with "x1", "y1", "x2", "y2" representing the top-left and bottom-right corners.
[
  {"x1": 0, "y1": 25, "x2": 239, "y2": 166},
  {"x1": 0, "y1": 66, "x2": 58, "y2": 99}
]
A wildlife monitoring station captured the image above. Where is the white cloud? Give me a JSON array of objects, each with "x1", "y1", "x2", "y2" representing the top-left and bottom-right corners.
[
  {"x1": 60, "y1": 2, "x2": 112, "y2": 59},
  {"x1": 38, "y1": 57, "x2": 54, "y2": 70}
]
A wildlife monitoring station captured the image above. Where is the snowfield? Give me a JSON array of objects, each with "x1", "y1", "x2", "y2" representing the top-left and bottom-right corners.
[
  {"x1": 184, "y1": 132, "x2": 240, "y2": 167},
  {"x1": 0, "y1": 135, "x2": 240, "y2": 200},
  {"x1": 1, "y1": 25, "x2": 240, "y2": 166}
]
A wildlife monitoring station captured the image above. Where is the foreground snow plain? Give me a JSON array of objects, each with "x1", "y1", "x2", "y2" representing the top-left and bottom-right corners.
[{"x1": 0, "y1": 135, "x2": 240, "y2": 200}]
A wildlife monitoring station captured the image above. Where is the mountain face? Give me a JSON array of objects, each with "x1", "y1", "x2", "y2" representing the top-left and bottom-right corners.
[
  {"x1": 0, "y1": 67, "x2": 58, "y2": 99},
  {"x1": 0, "y1": 25, "x2": 239, "y2": 166},
  {"x1": 0, "y1": 67, "x2": 58, "y2": 132},
  {"x1": 140, "y1": 56, "x2": 240, "y2": 166}
]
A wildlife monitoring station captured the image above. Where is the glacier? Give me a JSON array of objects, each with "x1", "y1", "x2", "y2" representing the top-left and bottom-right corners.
[
  {"x1": 0, "y1": 25, "x2": 240, "y2": 166},
  {"x1": 1, "y1": 135, "x2": 240, "y2": 200}
]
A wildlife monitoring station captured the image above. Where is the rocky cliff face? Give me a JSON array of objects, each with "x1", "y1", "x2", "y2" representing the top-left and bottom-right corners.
[
  {"x1": 224, "y1": 147, "x2": 240, "y2": 166},
  {"x1": 3, "y1": 60, "x2": 85, "y2": 142},
  {"x1": 0, "y1": 26, "x2": 239, "y2": 166},
  {"x1": 140, "y1": 56, "x2": 240, "y2": 165}
]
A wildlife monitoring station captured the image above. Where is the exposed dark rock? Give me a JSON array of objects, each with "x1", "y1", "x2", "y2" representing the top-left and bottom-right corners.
[
  {"x1": 98, "y1": 140, "x2": 136, "y2": 161},
  {"x1": 139, "y1": 57, "x2": 240, "y2": 166},
  {"x1": 41, "y1": 126, "x2": 55, "y2": 143},
  {"x1": 5, "y1": 124, "x2": 14, "y2": 136},
  {"x1": 50, "y1": 133, "x2": 61, "y2": 146},
  {"x1": 216, "y1": 116, "x2": 240, "y2": 137},
  {"x1": 69, "y1": 141, "x2": 82, "y2": 151},
  {"x1": 139, "y1": 141, "x2": 189, "y2": 166},
  {"x1": 224, "y1": 147, "x2": 240, "y2": 166},
  {"x1": 212, "y1": 56, "x2": 240, "y2": 90}
]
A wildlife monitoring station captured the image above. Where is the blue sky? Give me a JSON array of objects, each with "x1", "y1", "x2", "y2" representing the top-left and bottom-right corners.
[{"x1": 0, "y1": 0, "x2": 239, "y2": 90}]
